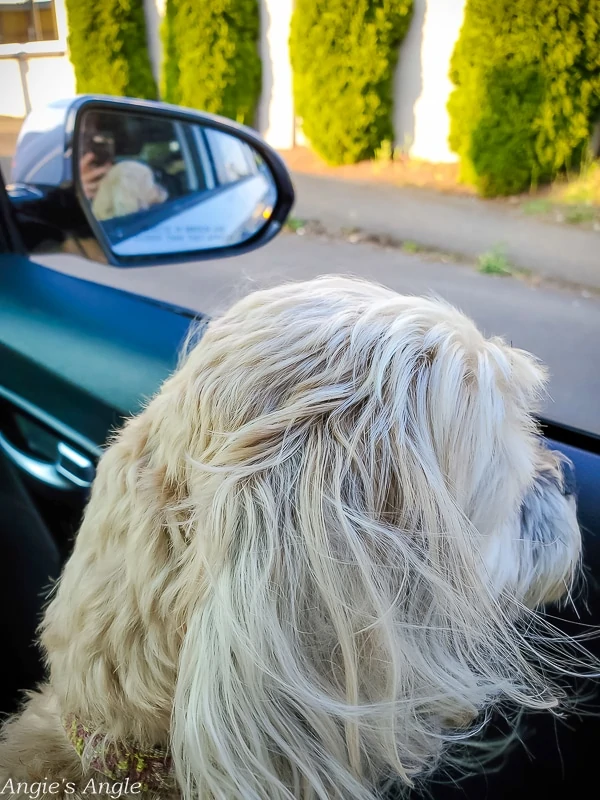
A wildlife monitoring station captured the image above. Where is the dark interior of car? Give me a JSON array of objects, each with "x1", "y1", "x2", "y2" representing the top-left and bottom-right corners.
[{"x1": 88, "y1": 110, "x2": 195, "y2": 200}]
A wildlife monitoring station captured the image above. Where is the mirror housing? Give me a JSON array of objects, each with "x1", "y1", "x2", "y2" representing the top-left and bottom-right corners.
[{"x1": 7, "y1": 95, "x2": 295, "y2": 267}]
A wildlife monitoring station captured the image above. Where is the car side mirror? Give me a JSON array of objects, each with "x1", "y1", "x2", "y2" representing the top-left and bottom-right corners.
[{"x1": 6, "y1": 96, "x2": 295, "y2": 267}]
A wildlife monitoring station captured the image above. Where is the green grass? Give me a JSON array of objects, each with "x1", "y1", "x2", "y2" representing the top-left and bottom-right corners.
[
  {"x1": 558, "y1": 160, "x2": 600, "y2": 206},
  {"x1": 564, "y1": 206, "x2": 596, "y2": 225},
  {"x1": 401, "y1": 240, "x2": 420, "y2": 253},
  {"x1": 519, "y1": 159, "x2": 600, "y2": 225},
  {"x1": 478, "y1": 246, "x2": 513, "y2": 276},
  {"x1": 521, "y1": 195, "x2": 598, "y2": 226},
  {"x1": 522, "y1": 198, "x2": 552, "y2": 215},
  {"x1": 374, "y1": 139, "x2": 395, "y2": 163},
  {"x1": 285, "y1": 217, "x2": 307, "y2": 232}
]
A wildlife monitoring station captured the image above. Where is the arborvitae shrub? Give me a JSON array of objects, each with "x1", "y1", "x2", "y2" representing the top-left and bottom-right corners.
[
  {"x1": 448, "y1": 0, "x2": 600, "y2": 197},
  {"x1": 161, "y1": 0, "x2": 261, "y2": 126},
  {"x1": 290, "y1": 0, "x2": 413, "y2": 165},
  {"x1": 65, "y1": 0, "x2": 157, "y2": 99}
]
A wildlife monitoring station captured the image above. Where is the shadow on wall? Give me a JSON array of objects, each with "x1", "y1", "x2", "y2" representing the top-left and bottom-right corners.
[
  {"x1": 591, "y1": 120, "x2": 600, "y2": 158},
  {"x1": 256, "y1": 0, "x2": 273, "y2": 134},
  {"x1": 143, "y1": 0, "x2": 165, "y2": 88},
  {"x1": 393, "y1": 0, "x2": 426, "y2": 155},
  {"x1": 17, "y1": 58, "x2": 32, "y2": 117}
]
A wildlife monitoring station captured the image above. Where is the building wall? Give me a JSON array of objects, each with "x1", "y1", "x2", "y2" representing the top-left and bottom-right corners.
[
  {"x1": 22, "y1": 53, "x2": 76, "y2": 111},
  {"x1": 394, "y1": 0, "x2": 466, "y2": 163},
  {"x1": 0, "y1": 0, "x2": 75, "y2": 118},
  {"x1": 256, "y1": 0, "x2": 295, "y2": 150},
  {"x1": 1, "y1": 0, "x2": 466, "y2": 163},
  {"x1": 143, "y1": 0, "x2": 166, "y2": 89},
  {"x1": 0, "y1": 51, "x2": 76, "y2": 118},
  {"x1": 0, "y1": 58, "x2": 27, "y2": 117}
]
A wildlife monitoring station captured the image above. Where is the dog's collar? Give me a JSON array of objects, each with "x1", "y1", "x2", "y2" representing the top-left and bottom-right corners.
[{"x1": 63, "y1": 714, "x2": 174, "y2": 791}]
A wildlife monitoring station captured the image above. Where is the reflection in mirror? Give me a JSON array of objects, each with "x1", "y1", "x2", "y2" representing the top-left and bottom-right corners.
[{"x1": 77, "y1": 109, "x2": 278, "y2": 257}]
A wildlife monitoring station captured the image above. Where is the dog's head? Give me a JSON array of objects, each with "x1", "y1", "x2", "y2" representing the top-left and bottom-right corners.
[
  {"x1": 42, "y1": 277, "x2": 581, "y2": 798},
  {"x1": 92, "y1": 160, "x2": 168, "y2": 221}
]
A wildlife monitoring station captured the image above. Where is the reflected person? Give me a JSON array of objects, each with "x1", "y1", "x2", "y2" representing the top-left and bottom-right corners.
[{"x1": 79, "y1": 113, "x2": 168, "y2": 221}]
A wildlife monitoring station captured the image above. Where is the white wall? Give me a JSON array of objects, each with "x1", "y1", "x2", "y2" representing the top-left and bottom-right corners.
[
  {"x1": 0, "y1": 59, "x2": 28, "y2": 117},
  {"x1": 0, "y1": 52, "x2": 75, "y2": 119},
  {"x1": 24, "y1": 54, "x2": 75, "y2": 110},
  {"x1": 256, "y1": 0, "x2": 295, "y2": 149},
  {"x1": 144, "y1": 0, "x2": 166, "y2": 88},
  {"x1": 394, "y1": 0, "x2": 466, "y2": 163}
]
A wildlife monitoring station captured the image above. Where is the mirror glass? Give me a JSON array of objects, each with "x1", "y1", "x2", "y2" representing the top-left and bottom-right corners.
[{"x1": 77, "y1": 109, "x2": 278, "y2": 257}]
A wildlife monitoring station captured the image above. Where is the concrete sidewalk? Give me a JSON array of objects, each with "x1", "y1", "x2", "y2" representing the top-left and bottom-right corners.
[{"x1": 291, "y1": 172, "x2": 600, "y2": 290}]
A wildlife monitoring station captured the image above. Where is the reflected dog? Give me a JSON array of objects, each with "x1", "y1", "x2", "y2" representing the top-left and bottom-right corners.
[
  {"x1": 92, "y1": 160, "x2": 168, "y2": 222},
  {"x1": 0, "y1": 277, "x2": 585, "y2": 799}
]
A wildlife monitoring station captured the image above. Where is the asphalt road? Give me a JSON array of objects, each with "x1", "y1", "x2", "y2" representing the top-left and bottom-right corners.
[
  {"x1": 39, "y1": 231, "x2": 600, "y2": 436},
  {"x1": 291, "y1": 173, "x2": 600, "y2": 290}
]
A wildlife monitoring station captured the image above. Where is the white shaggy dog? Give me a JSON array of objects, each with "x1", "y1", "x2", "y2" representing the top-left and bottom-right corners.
[
  {"x1": 0, "y1": 277, "x2": 584, "y2": 799},
  {"x1": 92, "y1": 160, "x2": 168, "y2": 221}
]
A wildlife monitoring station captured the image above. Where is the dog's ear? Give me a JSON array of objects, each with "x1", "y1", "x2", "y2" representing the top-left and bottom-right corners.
[
  {"x1": 487, "y1": 338, "x2": 548, "y2": 415},
  {"x1": 40, "y1": 374, "x2": 194, "y2": 746}
]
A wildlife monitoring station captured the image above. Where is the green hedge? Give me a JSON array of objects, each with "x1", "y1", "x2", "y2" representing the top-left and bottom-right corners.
[
  {"x1": 290, "y1": 0, "x2": 413, "y2": 165},
  {"x1": 65, "y1": 0, "x2": 157, "y2": 99},
  {"x1": 448, "y1": 0, "x2": 600, "y2": 197},
  {"x1": 161, "y1": 0, "x2": 261, "y2": 126}
]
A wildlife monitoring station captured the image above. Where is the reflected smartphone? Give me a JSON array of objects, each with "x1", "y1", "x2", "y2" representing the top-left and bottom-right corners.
[{"x1": 88, "y1": 133, "x2": 115, "y2": 166}]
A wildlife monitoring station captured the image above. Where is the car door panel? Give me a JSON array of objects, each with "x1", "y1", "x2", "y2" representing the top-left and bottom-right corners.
[
  {"x1": 545, "y1": 434, "x2": 600, "y2": 538},
  {"x1": 1, "y1": 254, "x2": 200, "y2": 449}
]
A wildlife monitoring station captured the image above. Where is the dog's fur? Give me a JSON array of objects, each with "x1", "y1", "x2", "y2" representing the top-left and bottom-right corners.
[
  {"x1": 0, "y1": 277, "x2": 584, "y2": 799},
  {"x1": 92, "y1": 160, "x2": 168, "y2": 221}
]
